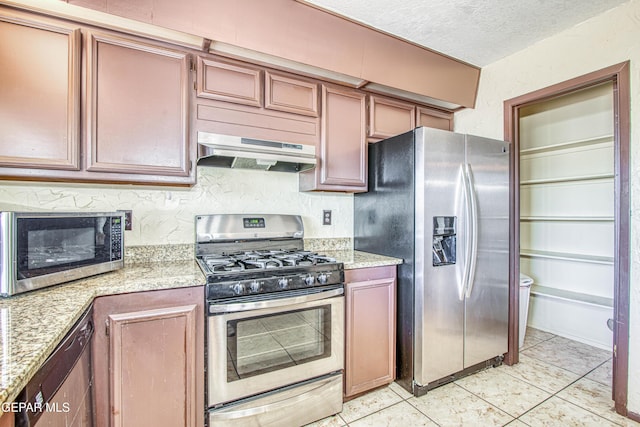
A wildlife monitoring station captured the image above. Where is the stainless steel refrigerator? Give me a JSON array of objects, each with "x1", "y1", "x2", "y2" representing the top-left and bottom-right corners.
[{"x1": 354, "y1": 126, "x2": 510, "y2": 395}]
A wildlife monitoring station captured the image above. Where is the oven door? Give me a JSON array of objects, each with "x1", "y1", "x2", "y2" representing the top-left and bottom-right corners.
[{"x1": 207, "y1": 286, "x2": 344, "y2": 406}]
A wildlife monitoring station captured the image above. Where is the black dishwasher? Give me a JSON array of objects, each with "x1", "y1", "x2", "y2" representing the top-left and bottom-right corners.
[{"x1": 15, "y1": 306, "x2": 94, "y2": 427}]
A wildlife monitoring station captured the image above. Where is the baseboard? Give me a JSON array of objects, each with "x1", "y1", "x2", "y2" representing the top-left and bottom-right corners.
[{"x1": 628, "y1": 411, "x2": 640, "y2": 423}]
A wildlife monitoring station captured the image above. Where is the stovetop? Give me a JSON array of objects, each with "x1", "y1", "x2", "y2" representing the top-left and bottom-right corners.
[
  {"x1": 195, "y1": 214, "x2": 344, "y2": 299},
  {"x1": 198, "y1": 250, "x2": 344, "y2": 299},
  {"x1": 201, "y1": 250, "x2": 337, "y2": 273}
]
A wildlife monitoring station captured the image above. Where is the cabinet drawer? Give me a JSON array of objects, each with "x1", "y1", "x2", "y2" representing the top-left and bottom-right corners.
[
  {"x1": 265, "y1": 71, "x2": 319, "y2": 117},
  {"x1": 197, "y1": 56, "x2": 263, "y2": 107}
]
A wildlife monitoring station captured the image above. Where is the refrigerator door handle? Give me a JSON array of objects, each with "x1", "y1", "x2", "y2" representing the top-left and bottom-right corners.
[
  {"x1": 463, "y1": 163, "x2": 479, "y2": 298},
  {"x1": 460, "y1": 164, "x2": 472, "y2": 300},
  {"x1": 456, "y1": 163, "x2": 471, "y2": 301}
]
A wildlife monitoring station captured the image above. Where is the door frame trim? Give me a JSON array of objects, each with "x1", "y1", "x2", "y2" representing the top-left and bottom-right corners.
[{"x1": 503, "y1": 61, "x2": 630, "y2": 415}]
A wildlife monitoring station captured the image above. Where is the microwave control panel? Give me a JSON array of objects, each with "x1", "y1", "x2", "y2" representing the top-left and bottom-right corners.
[{"x1": 110, "y1": 216, "x2": 123, "y2": 261}]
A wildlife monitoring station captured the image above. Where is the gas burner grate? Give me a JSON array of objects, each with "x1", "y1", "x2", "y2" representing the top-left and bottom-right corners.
[{"x1": 200, "y1": 250, "x2": 337, "y2": 274}]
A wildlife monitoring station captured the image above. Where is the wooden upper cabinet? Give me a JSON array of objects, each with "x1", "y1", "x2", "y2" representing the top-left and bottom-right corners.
[
  {"x1": 416, "y1": 106, "x2": 454, "y2": 131},
  {"x1": 265, "y1": 71, "x2": 319, "y2": 117},
  {"x1": 299, "y1": 84, "x2": 367, "y2": 192},
  {"x1": 368, "y1": 95, "x2": 416, "y2": 140},
  {"x1": 196, "y1": 56, "x2": 262, "y2": 107},
  {"x1": 193, "y1": 56, "x2": 320, "y2": 146},
  {"x1": 0, "y1": 11, "x2": 81, "y2": 172},
  {"x1": 85, "y1": 31, "x2": 192, "y2": 181}
]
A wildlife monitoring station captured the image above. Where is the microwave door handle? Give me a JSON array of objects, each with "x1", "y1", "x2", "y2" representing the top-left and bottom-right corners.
[{"x1": 208, "y1": 287, "x2": 344, "y2": 314}]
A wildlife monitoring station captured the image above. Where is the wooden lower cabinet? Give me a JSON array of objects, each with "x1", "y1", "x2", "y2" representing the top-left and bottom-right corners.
[
  {"x1": 0, "y1": 410, "x2": 14, "y2": 427},
  {"x1": 344, "y1": 265, "x2": 397, "y2": 398},
  {"x1": 92, "y1": 287, "x2": 205, "y2": 427}
]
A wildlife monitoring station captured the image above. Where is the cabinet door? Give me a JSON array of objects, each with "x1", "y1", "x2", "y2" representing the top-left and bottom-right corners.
[
  {"x1": 265, "y1": 71, "x2": 319, "y2": 117},
  {"x1": 93, "y1": 287, "x2": 204, "y2": 427},
  {"x1": 0, "y1": 11, "x2": 80, "y2": 172},
  {"x1": 416, "y1": 106, "x2": 453, "y2": 131},
  {"x1": 85, "y1": 31, "x2": 192, "y2": 180},
  {"x1": 0, "y1": 410, "x2": 14, "y2": 427},
  {"x1": 196, "y1": 56, "x2": 262, "y2": 107},
  {"x1": 300, "y1": 84, "x2": 367, "y2": 192},
  {"x1": 368, "y1": 95, "x2": 415, "y2": 140},
  {"x1": 344, "y1": 266, "x2": 396, "y2": 398}
]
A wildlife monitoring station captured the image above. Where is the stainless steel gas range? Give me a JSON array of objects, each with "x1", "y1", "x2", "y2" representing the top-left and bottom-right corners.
[{"x1": 196, "y1": 214, "x2": 344, "y2": 427}]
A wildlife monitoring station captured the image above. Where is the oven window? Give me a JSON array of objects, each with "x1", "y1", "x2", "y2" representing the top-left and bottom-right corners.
[{"x1": 226, "y1": 305, "x2": 331, "y2": 382}]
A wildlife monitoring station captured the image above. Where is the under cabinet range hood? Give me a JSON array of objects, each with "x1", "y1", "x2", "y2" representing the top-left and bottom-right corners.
[{"x1": 197, "y1": 132, "x2": 316, "y2": 172}]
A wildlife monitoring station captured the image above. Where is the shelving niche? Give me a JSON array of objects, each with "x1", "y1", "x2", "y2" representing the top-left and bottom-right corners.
[{"x1": 519, "y1": 82, "x2": 614, "y2": 350}]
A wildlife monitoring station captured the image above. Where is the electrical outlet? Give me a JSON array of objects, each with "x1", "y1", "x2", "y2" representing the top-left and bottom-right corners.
[
  {"x1": 323, "y1": 210, "x2": 332, "y2": 225},
  {"x1": 123, "y1": 210, "x2": 133, "y2": 231}
]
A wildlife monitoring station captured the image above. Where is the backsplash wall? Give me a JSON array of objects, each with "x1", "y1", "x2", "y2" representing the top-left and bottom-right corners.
[{"x1": 0, "y1": 166, "x2": 354, "y2": 246}]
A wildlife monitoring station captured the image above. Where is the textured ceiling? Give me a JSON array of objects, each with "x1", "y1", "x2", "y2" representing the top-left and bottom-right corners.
[{"x1": 302, "y1": 0, "x2": 629, "y2": 66}]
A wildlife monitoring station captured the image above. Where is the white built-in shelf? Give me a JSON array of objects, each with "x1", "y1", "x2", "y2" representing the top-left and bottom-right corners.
[
  {"x1": 520, "y1": 134, "x2": 614, "y2": 155},
  {"x1": 520, "y1": 173, "x2": 614, "y2": 186},
  {"x1": 520, "y1": 216, "x2": 614, "y2": 222},
  {"x1": 530, "y1": 284, "x2": 613, "y2": 308},
  {"x1": 520, "y1": 249, "x2": 614, "y2": 265}
]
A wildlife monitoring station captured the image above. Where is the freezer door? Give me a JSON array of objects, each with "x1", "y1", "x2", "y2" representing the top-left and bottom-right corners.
[
  {"x1": 463, "y1": 135, "x2": 510, "y2": 367},
  {"x1": 414, "y1": 127, "x2": 466, "y2": 386}
]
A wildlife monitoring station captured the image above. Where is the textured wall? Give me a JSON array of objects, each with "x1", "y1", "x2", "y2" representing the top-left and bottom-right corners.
[
  {"x1": 0, "y1": 166, "x2": 354, "y2": 246},
  {"x1": 454, "y1": 0, "x2": 640, "y2": 414}
]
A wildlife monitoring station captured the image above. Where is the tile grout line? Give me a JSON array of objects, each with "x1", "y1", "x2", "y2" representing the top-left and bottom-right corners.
[
  {"x1": 333, "y1": 330, "x2": 618, "y2": 427},
  {"x1": 457, "y1": 331, "x2": 616, "y2": 426},
  {"x1": 341, "y1": 399, "x2": 428, "y2": 426},
  {"x1": 449, "y1": 381, "x2": 520, "y2": 424},
  {"x1": 511, "y1": 354, "x2": 617, "y2": 426},
  {"x1": 402, "y1": 392, "x2": 443, "y2": 426},
  {"x1": 338, "y1": 385, "x2": 410, "y2": 426}
]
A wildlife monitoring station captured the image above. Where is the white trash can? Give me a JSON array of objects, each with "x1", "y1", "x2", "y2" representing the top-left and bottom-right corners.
[{"x1": 519, "y1": 273, "x2": 534, "y2": 348}]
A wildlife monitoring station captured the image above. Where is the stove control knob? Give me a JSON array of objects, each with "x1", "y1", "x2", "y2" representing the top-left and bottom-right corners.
[
  {"x1": 304, "y1": 274, "x2": 315, "y2": 286},
  {"x1": 232, "y1": 283, "x2": 246, "y2": 295},
  {"x1": 317, "y1": 273, "x2": 328, "y2": 285},
  {"x1": 278, "y1": 278, "x2": 289, "y2": 289},
  {"x1": 250, "y1": 281, "x2": 261, "y2": 293}
]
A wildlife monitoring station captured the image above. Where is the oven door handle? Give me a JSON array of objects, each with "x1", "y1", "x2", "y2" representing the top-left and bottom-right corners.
[{"x1": 209, "y1": 287, "x2": 344, "y2": 314}]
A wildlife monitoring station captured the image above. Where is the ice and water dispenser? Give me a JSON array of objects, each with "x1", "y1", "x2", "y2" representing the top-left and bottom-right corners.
[{"x1": 432, "y1": 216, "x2": 456, "y2": 266}]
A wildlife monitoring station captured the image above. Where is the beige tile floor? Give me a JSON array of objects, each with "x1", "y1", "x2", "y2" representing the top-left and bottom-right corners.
[{"x1": 306, "y1": 328, "x2": 640, "y2": 427}]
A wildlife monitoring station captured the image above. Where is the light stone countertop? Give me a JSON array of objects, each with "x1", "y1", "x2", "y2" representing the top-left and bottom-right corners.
[
  {"x1": 0, "y1": 249, "x2": 401, "y2": 410},
  {"x1": 327, "y1": 250, "x2": 403, "y2": 270},
  {"x1": 0, "y1": 260, "x2": 205, "y2": 409}
]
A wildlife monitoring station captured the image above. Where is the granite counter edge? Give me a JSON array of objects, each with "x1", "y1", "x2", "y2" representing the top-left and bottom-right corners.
[{"x1": 0, "y1": 261, "x2": 206, "y2": 410}]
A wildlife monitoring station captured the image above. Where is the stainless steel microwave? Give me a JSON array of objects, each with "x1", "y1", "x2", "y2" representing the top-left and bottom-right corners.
[{"x1": 0, "y1": 211, "x2": 124, "y2": 297}]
